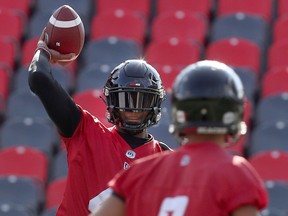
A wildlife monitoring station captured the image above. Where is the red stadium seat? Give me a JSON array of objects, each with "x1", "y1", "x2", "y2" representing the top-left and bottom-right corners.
[
  {"x1": 277, "y1": 0, "x2": 288, "y2": 17},
  {"x1": 249, "y1": 150, "x2": 288, "y2": 182},
  {"x1": 0, "y1": 66, "x2": 11, "y2": 100},
  {"x1": 267, "y1": 39, "x2": 288, "y2": 70},
  {"x1": 0, "y1": 146, "x2": 48, "y2": 185},
  {"x1": 72, "y1": 89, "x2": 113, "y2": 127},
  {"x1": 206, "y1": 38, "x2": 262, "y2": 74},
  {"x1": 217, "y1": 0, "x2": 273, "y2": 22},
  {"x1": 156, "y1": 0, "x2": 212, "y2": 18},
  {"x1": 0, "y1": 0, "x2": 31, "y2": 17},
  {"x1": 145, "y1": 39, "x2": 202, "y2": 69},
  {"x1": 90, "y1": 10, "x2": 147, "y2": 45},
  {"x1": 95, "y1": 0, "x2": 151, "y2": 19},
  {"x1": 45, "y1": 177, "x2": 67, "y2": 209},
  {"x1": 261, "y1": 67, "x2": 288, "y2": 98},
  {"x1": 0, "y1": 36, "x2": 18, "y2": 70},
  {"x1": 21, "y1": 37, "x2": 38, "y2": 67},
  {"x1": 154, "y1": 64, "x2": 182, "y2": 92},
  {"x1": 150, "y1": 11, "x2": 208, "y2": 45},
  {"x1": 273, "y1": 15, "x2": 288, "y2": 43},
  {"x1": 0, "y1": 8, "x2": 25, "y2": 42}
]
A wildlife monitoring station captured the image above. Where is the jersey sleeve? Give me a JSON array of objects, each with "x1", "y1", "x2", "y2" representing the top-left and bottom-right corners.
[{"x1": 216, "y1": 156, "x2": 268, "y2": 212}]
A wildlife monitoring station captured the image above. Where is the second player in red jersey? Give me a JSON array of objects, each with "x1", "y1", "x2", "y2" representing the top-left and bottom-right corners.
[{"x1": 90, "y1": 60, "x2": 268, "y2": 216}]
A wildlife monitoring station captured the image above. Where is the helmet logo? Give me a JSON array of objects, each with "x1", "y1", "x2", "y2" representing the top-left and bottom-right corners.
[
  {"x1": 125, "y1": 150, "x2": 136, "y2": 158},
  {"x1": 176, "y1": 110, "x2": 186, "y2": 123},
  {"x1": 223, "y1": 112, "x2": 236, "y2": 124},
  {"x1": 129, "y1": 83, "x2": 141, "y2": 87}
]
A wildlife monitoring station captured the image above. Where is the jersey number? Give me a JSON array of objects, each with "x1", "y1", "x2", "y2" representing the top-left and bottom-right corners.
[{"x1": 158, "y1": 196, "x2": 189, "y2": 216}]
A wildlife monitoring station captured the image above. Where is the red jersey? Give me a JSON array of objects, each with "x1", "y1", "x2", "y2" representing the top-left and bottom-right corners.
[
  {"x1": 56, "y1": 106, "x2": 165, "y2": 216},
  {"x1": 110, "y1": 142, "x2": 268, "y2": 216}
]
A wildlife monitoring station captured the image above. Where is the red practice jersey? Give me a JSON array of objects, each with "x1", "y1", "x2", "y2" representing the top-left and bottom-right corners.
[
  {"x1": 56, "y1": 106, "x2": 165, "y2": 216},
  {"x1": 110, "y1": 142, "x2": 268, "y2": 216}
]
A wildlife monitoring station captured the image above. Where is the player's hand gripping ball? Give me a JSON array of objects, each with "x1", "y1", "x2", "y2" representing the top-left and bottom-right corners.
[{"x1": 43, "y1": 5, "x2": 85, "y2": 62}]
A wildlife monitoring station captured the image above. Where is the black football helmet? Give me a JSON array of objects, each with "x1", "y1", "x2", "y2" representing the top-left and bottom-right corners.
[
  {"x1": 104, "y1": 59, "x2": 165, "y2": 133},
  {"x1": 169, "y1": 60, "x2": 246, "y2": 142}
]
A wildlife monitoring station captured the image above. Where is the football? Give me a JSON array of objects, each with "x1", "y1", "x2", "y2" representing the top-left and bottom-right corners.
[{"x1": 44, "y1": 5, "x2": 85, "y2": 60}]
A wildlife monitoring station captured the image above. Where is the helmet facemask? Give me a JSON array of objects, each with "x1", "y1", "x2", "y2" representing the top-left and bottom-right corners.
[{"x1": 105, "y1": 87, "x2": 164, "y2": 133}]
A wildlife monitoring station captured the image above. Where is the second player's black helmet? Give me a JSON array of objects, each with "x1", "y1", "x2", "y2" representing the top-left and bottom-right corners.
[
  {"x1": 104, "y1": 59, "x2": 165, "y2": 132},
  {"x1": 170, "y1": 60, "x2": 246, "y2": 142}
]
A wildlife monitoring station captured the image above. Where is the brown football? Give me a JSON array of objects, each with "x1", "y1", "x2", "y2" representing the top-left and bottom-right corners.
[{"x1": 44, "y1": 5, "x2": 85, "y2": 60}]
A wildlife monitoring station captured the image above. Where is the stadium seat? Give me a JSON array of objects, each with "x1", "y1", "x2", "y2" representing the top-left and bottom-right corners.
[
  {"x1": 216, "y1": 0, "x2": 273, "y2": 22},
  {"x1": 206, "y1": 38, "x2": 262, "y2": 74},
  {"x1": 248, "y1": 122, "x2": 288, "y2": 157},
  {"x1": 36, "y1": 0, "x2": 92, "y2": 19},
  {"x1": 262, "y1": 181, "x2": 288, "y2": 215},
  {"x1": 0, "y1": 8, "x2": 25, "y2": 42},
  {"x1": 150, "y1": 11, "x2": 208, "y2": 45},
  {"x1": 261, "y1": 67, "x2": 288, "y2": 98},
  {"x1": 6, "y1": 90, "x2": 50, "y2": 121},
  {"x1": 255, "y1": 93, "x2": 288, "y2": 126},
  {"x1": 160, "y1": 92, "x2": 172, "y2": 123},
  {"x1": 0, "y1": 66, "x2": 11, "y2": 101},
  {"x1": 242, "y1": 98, "x2": 253, "y2": 128},
  {"x1": 45, "y1": 177, "x2": 66, "y2": 210},
  {"x1": 35, "y1": 0, "x2": 92, "y2": 36},
  {"x1": 249, "y1": 150, "x2": 288, "y2": 182},
  {"x1": 210, "y1": 13, "x2": 269, "y2": 50},
  {"x1": 21, "y1": 37, "x2": 38, "y2": 67},
  {"x1": 49, "y1": 150, "x2": 68, "y2": 183},
  {"x1": 233, "y1": 67, "x2": 258, "y2": 102},
  {"x1": 0, "y1": 95, "x2": 6, "y2": 124},
  {"x1": 153, "y1": 64, "x2": 182, "y2": 91},
  {"x1": 90, "y1": 10, "x2": 147, "y2": 45},
  {"x1": 156, "y1": 0, "x2": 212, "y2": 18},
  {"x1": 26, "y1": 11, "x2": 51, "y2": 39},
  {"x1": 75, "y1": 63, "x2": 111, "y2": 93},
  {"x1": 277, "y1": 0, "x2": 288, "y2": 18},
  {"x1": 0, "y1": 118, "x2": 59, "y2": 157},
  {"x1": 0, "y1": 205, "x2": 36, "y2": 216},
  {"x1": 40, "y1": 208, "x2": 57, "y2": 216},
  {"x1": 273, "y1": 15, "x2": 288, "y2": 43},
  {"x1": 0, "y1": 176, "x2": 44, "y2": 214},
  {"x1": 148, "y1": 121, "x2": 180, "y2": 149},
  {"x1": 72, "y1": 89, "x2": 113, "y2": 127},
  {"x1": 95, "y1": 0, "x2": 151, "y2": 19},
  {"x1": 0, "y1": 0, "x2": 31, "y2": 17},
  {"x1": 0, "y1": 37, "x2": 19, "y2": 70},
  {"x1": 13, "y1": 65, "x2": 74, "y2": 94},
  {"x1": 0, "y1": 146, "x2": 48, "y2": 186},
  {"x1": 267, "y1": 39, "x2": 288, "y2": 70},
  {"x1": 80, "y1": 37, "x2": 142, "y2": 68},
  {"x1": 145, "y1": 39, "x2": 202, "y2": 69}
]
